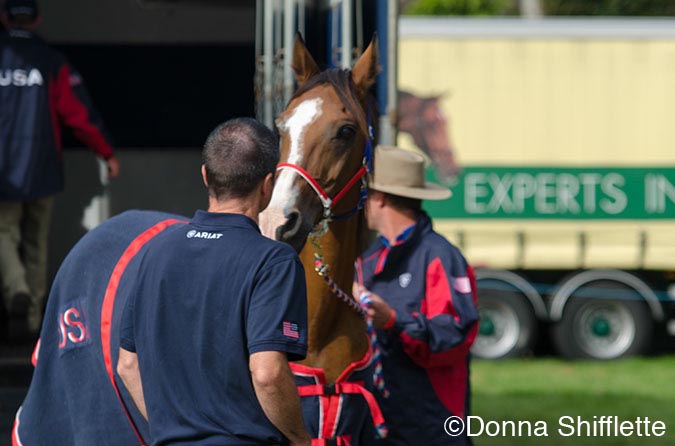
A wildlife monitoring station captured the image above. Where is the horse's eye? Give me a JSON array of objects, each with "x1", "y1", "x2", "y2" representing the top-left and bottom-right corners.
[{"x1": 336, "y1": 125, "x2": 356, "y2": 141}]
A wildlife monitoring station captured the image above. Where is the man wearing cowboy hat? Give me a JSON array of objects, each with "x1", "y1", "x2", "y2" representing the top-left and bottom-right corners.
[{"x1": 354, "y1": 145, "x2": 479, "y2": 446}]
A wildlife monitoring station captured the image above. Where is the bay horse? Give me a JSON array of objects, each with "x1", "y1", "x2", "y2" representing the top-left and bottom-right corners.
[
  {"x1": 259, "y1": 33, "x2": 377, "y2": 381},
  {"x1": 259, "y1": 35, "x2": 385, "y2": 443},
  {"x1": 397, "y1": 90, "x2": 461, "y2": 184}
]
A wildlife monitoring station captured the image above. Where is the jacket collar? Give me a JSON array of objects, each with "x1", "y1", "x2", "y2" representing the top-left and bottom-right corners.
[
  {"x1": 362, "y1": 211, "x2": 434, "y2": 272},
  {"x1": 190, "y1": 210, "x2": 260, "y2": 233}
]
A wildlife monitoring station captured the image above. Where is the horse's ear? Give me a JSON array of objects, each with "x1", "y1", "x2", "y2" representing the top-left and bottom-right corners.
[
  {"x1": 352, "y1": 33, "x2": 381, "y2": 97},
  {"x1": 292, "y1": 32, "x2": 320, "y2": 87}
]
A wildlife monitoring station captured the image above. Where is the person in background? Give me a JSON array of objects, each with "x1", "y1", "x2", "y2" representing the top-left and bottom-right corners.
[
  {"x1": 0, "y1": 0, "x2": 119, "y2": 334},
  {"x1": 117, "y1": 118, "x2": 312, "y2": 446},
  {"x1": 354, "y1": 145, "x2": 479, "y2": 446}
]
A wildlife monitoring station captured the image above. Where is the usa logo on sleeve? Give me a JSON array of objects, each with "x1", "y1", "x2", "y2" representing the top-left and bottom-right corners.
[
  {"x1": 453, "y1": 276, "x2": 472, "y2": 294},
  {"x1": 282, "y1": 321, "x2": 300, "y2": 339}
]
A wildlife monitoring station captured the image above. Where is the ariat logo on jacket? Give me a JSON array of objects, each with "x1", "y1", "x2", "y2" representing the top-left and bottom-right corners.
[
  {"x1": 0, "y1": 68, "x2": 43, "y2": 86},
  {"x1": 186, "y1": 230, "x2": 223, "y2": 240}
]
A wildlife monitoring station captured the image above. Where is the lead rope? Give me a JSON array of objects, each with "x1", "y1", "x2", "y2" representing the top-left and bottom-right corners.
[
  {"x1": 358, "y1": 291, "x2": 390, "y2": 401},
  {"x1": 310, "y1": 235, "x2": 391, "y2": 409}
]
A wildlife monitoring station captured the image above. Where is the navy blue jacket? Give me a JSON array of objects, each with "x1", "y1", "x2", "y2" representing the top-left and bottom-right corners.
[
  {"x1": 13, "y1": 210, "x2": 187, "y2": 446},
  {"x1": 120, "y1": 211, "x2": 308, "y2": 446},
  {"x1": 355, "y1": 213, "x2": 479, "y2": 446},
  {"x1": 1, "y1": 30, "x2": 113, "y2": 201}
]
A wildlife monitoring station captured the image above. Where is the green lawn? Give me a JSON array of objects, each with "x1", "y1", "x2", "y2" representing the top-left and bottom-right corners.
[{"x1": 470, "y1": 357, "x2": 675, "y2": 446}]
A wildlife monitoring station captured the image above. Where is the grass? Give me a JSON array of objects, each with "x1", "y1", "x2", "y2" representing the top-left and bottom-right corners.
[{"x1": 470, "y1": 356, "x2": 675, "y2": 446}]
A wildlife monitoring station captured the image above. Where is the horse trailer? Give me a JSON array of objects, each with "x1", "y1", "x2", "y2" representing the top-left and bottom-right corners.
[{"x1": 398, "y1": 17, "x2": 675, "y2": 360}]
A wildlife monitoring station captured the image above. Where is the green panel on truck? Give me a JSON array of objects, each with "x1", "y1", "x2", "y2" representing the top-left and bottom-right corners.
[{"x1": 425, "y1": 167, "x2": 675, "y2": 220}]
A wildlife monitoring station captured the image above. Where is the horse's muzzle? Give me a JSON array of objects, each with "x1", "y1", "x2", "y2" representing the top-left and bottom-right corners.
[
  {"x1": 259, "y1": 206, "x2": 311, "y2": 253},
  {"x1": 275, "y1": 208, "x2": 310, "y2": 253}
]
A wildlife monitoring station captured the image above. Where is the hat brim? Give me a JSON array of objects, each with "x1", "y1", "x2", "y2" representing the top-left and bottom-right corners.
[{"x1": 370, "y1": 181, "x2": 452, "y2": 200}]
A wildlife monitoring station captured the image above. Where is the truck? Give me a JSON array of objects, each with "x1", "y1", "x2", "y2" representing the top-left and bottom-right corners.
[{"x1": 398, "y1": 17, "x2": 675, "y2": 360}]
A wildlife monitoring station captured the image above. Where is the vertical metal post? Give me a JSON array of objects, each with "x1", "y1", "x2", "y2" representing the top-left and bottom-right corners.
[
  {"x1": 263, "y1": 0, "x2": 274, "y2": 127},
  {"x1": 255, "y1": 0, "x2": 262, "y2": 59},
  {"x1": 376, "y1": 0, "x2": 397, "y2": 145},
  {"x1": 283, "y1": 0, "x2": 295, "y2": 107},
  {"x1": 328, "y1": 1, "x2": 339, "y2": 68},
  {"x1": 341, "y1": 0, "x2": 352, "y2": 68},
  {"x1": 386, "y1": 0, "x2": 398, "y2": 144},
  {"x1": 274, "y1": 2, "x2": 282, "y2": 56},
  {"x1": 298, "y1": 0, "x2": 305, "y2": 38},
  {"x1": 355, "y1": 0, "x2": 363, "y2": 53}
]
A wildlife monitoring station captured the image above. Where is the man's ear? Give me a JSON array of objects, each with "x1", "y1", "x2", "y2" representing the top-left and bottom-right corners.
[
  {"x1": 372, "y1": 190, "x2": 387, "y2": 208},
  {"x1": 260, "y1": 172, "x2": 275, "y2": 210},
  {"x1": 201, "y1": 165, "x2": 209, "y2": 188}
]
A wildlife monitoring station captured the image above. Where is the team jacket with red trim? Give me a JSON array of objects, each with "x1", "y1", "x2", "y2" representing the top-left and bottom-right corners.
[
  {"x1": 1, "y1": 30, "x2": 113, "y2": 201},
  {"x1": 13, "y1": 210, "x2": 187, "y2": 446},
  {"x1": 356, "y1": 212, "x2": 479, "y2": 446}
]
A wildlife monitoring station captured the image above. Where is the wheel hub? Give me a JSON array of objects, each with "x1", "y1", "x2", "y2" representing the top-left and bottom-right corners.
[
  {"x1": 591, "y1": 317, "x2": 610, "y2": 337},
  {"x1": 480, "y1": 317, "x2": 495, "y2": 336}
]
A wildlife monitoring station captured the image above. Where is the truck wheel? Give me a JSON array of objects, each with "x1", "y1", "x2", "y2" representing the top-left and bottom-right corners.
[
  {"x1": 471, "y1": 282, "x2": 537, "y2": 359},
  {"x1": 552, "y1": 295, "x2": 653, "y2": 360}
]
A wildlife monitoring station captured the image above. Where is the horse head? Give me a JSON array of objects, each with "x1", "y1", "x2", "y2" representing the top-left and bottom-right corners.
[
  {"x1": 397, "y1": 90, "x2": 461, "y2": 185},
  {"x1": 259, "y1": 34, "x2": 379, "y2": 252}
]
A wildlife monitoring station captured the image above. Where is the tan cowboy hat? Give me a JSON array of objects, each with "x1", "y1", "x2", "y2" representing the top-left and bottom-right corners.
[{"x1": 370, "y1": 145, "x2": 451, "y2": 200}]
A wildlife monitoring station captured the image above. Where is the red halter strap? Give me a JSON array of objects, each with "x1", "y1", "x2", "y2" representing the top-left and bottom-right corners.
[{"x1": 276, "y1": 162, "x2": 368, "y2": 219}]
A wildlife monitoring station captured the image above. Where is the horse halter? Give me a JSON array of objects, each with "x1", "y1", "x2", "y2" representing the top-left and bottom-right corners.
[{"x1": 276, "y1": 117, "x2": 374, "y2": 236}]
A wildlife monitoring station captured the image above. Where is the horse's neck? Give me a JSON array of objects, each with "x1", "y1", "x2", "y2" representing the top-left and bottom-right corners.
[
  {"x1": 397, "y1": 94, "x2": 421, "y2": 133},
  {"x1": 299, "y1": 215, "x2": 368, "y2": 383}
]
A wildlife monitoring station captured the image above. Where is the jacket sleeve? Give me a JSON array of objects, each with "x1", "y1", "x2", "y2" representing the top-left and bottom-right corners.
[
  {"x1": 394, "y1": 255, "x2": 479, "y2": 368},
  {"x1": 53, "y1": 62, "x2": 114, "y2": 159}
]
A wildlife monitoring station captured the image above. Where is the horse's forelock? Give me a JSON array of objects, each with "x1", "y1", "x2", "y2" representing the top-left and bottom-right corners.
[{"x1": 290, "y1": 69, "x2": 368, "y2": 137}]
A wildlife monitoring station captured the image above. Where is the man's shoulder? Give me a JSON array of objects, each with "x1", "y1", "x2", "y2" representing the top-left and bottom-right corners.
[
  {"x1": 254, "y1": 236, "x2": 300, "y2": 265},
  {"x1": 420, "y1": 230, "x2": 468, "y2": 263}
]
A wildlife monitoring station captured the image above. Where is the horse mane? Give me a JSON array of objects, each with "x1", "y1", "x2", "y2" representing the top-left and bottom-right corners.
[{"x1": 290, "y1": 68, "x2": 369, "y2": 136}]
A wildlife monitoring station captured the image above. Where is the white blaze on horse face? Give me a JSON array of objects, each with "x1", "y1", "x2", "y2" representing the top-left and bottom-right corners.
[
  {"x1": 269, "y1": 97, "x2": 323, "y2": 210},
  {"x1": 259, "y1": 97, "x2": 323, "y2": 239}
]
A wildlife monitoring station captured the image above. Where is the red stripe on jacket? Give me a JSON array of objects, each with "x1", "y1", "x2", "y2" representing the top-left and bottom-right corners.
[
  {"x1": 398, "y1": 261, "x2": 479, "y2": 418},
  {"x1": 100, "y1": 219, "x2": 186, "y2": 446},
  {"x1": 53, "y1": 64, "x2": 113, "y2": 158}
]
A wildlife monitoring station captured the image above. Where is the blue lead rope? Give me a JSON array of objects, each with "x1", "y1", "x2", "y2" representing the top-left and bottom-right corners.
[{"x1": 359, "y1": 291, "x2": 390, "y2": 401}]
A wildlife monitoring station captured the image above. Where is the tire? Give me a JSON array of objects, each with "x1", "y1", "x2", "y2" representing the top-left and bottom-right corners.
[
  {"x1": 552, "y1": 290, "x2": 653, "y2": 360},
  {"x1": 471, "y1": 283, "x2": 537, "y2": 359}
]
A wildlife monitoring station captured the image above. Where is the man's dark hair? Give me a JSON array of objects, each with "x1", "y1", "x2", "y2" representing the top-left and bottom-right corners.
[
  {"x1": 4, "y1": 0, "x2": 39, "y2": 26},
  {"x1": 384, "y1": 193, "x2": 422, "y2": 214},
  {"x1": 202, "y1": 118, "x2": 279, "y2": 200}
]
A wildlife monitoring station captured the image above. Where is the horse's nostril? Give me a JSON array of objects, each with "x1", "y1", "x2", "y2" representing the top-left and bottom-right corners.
[
  {"x1": 275, "y1": 209, "x2": 307, "y2": 252},
  {"x1": 286, "y1": 210, "x2": 300, "y2": 230},
  {"x1": 276, "y1": 210, "x2": 299, "y2": 239}
]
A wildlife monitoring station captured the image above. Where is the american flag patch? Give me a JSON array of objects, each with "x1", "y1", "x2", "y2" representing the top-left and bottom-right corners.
[
  {"x1": 282, "y1": 321, "x2": 299, "y2": 339},
  {"x1": 453, "y1": 276, "x2": 472, "y2": 294}
]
